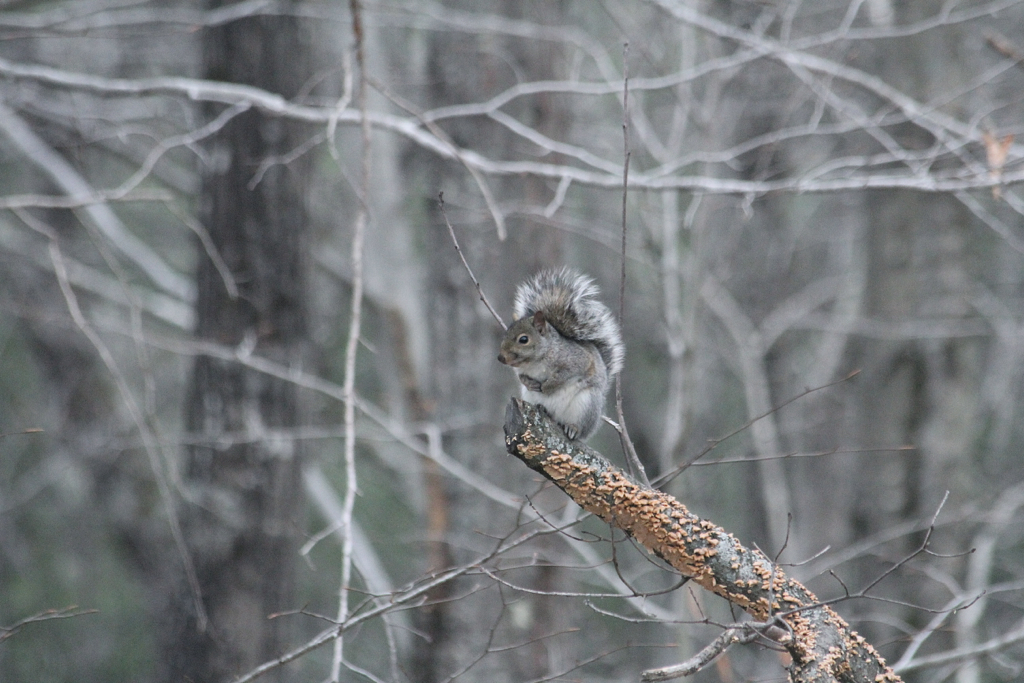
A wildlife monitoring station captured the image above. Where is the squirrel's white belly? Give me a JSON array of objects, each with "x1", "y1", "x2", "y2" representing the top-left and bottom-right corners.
[{"x1": 520, "y1": 379, "x2": 595, "y2": 426}]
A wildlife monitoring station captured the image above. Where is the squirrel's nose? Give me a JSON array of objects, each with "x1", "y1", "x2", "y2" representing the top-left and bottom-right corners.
[{"x1": 497, "y1": 353, "x2": 507, "y2": 364}]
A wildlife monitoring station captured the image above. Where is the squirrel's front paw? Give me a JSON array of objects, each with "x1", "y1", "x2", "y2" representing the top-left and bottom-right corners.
[
  {"x1": 518, "y1": 374, "x2": 543, "y2": 392},
  {"x1": 560, "y1": 422, "x2": 580, "y2": 440}
]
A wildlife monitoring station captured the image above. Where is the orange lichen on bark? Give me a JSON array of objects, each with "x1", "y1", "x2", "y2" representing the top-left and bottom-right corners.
[{"x1": 503, "y1": 399, "x2": 902, "y2": 683}]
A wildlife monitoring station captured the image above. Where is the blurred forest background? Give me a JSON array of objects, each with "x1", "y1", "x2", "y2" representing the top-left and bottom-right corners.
[{"x1": 1, "y1": 1, "x2": 1023, "y2": 682}]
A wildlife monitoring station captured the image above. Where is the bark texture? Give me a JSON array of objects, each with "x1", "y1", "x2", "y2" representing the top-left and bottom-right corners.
[
  {"x1": 504, "y1": 399, "x2": 900, "y2": 683},
  {"x1": 159, "y1": 8, "x2": 310, "y2": 683}
]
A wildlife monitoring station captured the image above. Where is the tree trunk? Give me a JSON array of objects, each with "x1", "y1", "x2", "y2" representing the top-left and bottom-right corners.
[{"x1": 159, "y1": 7, "x2": 310, "y2": 682}]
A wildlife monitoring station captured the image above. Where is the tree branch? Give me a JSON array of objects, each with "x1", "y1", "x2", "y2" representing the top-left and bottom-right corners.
[
  {"x1": 503, "y1": 398, "x2": 900, "y2": 683},
  {"x1": 1, "y1": 56, "x2": 1021, "y2": 196}
]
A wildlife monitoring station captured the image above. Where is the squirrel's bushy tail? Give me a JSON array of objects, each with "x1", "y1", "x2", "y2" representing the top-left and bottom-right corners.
[{"x1": 513, "y1": 267, "x2": 624, "y2": 376}]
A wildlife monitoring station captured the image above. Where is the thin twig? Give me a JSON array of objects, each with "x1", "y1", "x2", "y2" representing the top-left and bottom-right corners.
[
  {"x1": 166, "y1": 202, "x2": 239, "y2": 299},
  {"x1": 367, "y1": 74, "x2": 507, "y2": 239},
  {"x1": 654, "y1": 369, "x2": 862, "y2": 487},
  {"x1": 27, "y1": 220, "x2": 208, "y2": 631},
  {"x1": 332, "y1": 1, "x2": 371, "y2": 680},
  {"x1": 0, "y1": 102, "x2": 193, "y2": 301},
  {"x1": 437, "y1": 192, "x2": 506, "y2": 330},
  {"x1": 230, "y1": 527, "x2": 550, "y2": 683},
  {"x1": 898, "y1": 613, "x2": 1024, "y2": 673},
  {"x1": 0, "y1": 606, "x2": 98, "y2": 643},
  {"x1": 641, "y1": 625, "x2": 760, "y2": 681},
  {"x1": 613, "y1": 42, "x2": 648, "y2": 487},
  {"x1": 771, "y1": 491, "x2": 953, "y2": 624},
  {"x1": 689, "y1": 445, "x2": 913, "y2": 466},
  {"x1": 856, "y1": 491, "x2": 950, "y2": 596},
  {"x1": 0, "y1": 428, "x2": 43, "y2": 439},
  {"x1": 619, "y1": 40, "x2": 631, "y2": 325}
]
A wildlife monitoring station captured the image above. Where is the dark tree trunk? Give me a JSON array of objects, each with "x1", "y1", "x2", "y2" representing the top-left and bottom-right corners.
[{"x1": 159, "y1": 8, "x2": 310, "y2": 682}]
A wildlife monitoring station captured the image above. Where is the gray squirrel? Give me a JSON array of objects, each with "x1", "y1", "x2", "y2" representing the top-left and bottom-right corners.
[{"x1": 497, "y1": 268, "x2": 624, "y2": 440}]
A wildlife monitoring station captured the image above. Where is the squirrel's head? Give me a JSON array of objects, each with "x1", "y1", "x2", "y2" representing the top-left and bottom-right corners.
[{"x1": 497, "y1": 311, "x2": 550, "y2": 366}]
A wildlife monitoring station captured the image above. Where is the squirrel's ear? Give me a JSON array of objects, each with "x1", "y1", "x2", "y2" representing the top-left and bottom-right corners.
[{"x1": 532, "y1": 310, "x2": 548, "y2": 332}]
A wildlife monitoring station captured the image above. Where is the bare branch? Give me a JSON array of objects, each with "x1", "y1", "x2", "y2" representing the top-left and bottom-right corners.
[
  {"x1": 437, "y1": 192, "x2": 506, "y2": 330},
  {"x1": 229, "y1": 527, "x2": 550, "y2": 683},
  {"x1": 0, "y1": 606, "x2": 98, "y2": 644},
  {"x1": 641, "y1": 624, "x2": 761, "y2": 681},
  {"x1": 0, "y1": 103, "x2": 194, "y2": 301},
  {"x1": 26, "y1": 220, "x2": 208, "y2": 631},
  {"x1": 897, "y1": 618, "x2": 1024, "y2": 673},
  {"x1": 613, "y1": 41, "x2": 648, "y2": 487},
  {"x1": 1, "y1": 56, "x2": 1022, "y2": 195},
  {"x1": 331, "y1": 2, "x2": 372, "y2": 677}
]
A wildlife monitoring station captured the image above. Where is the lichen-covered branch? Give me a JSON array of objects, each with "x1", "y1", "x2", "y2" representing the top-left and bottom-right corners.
[{"x1": 503, "y1": 399, "x2": 901, "y2": 683}]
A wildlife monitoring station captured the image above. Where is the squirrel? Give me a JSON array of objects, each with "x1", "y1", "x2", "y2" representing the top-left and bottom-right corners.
[{"x1": 497, "y1": 268, "x2": 624, "y2": 440}]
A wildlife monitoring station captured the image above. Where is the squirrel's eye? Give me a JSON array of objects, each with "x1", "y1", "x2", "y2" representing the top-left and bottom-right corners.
[{"x1": 518, "y1": 334, "x2": 530, "y2": 344}]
